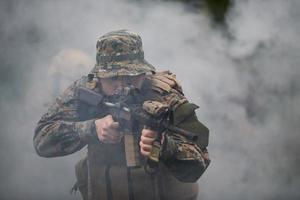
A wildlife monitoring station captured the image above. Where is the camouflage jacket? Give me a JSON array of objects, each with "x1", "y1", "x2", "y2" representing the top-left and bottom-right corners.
[{"x1": 34, "y1": 71, "x2": 210, "y2": 183}]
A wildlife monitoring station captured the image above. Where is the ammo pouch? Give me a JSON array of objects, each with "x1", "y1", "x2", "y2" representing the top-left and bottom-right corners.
[
  {"x1": 173, "y1": 102, "x2": 209, "y2": 148},
  {"x1": 75, "y1": 157, "x2": 88, "y2": 200}
]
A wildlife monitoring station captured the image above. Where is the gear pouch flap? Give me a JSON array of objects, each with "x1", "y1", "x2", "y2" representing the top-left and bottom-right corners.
[
  {"x1": 173, "y1": 103, "x2": 199, "y2": 125},
  {"x1": 142, "y1": 100, "x2": 169, "y2": 117}
]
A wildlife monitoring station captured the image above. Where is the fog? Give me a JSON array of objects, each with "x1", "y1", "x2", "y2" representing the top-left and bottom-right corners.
[{"x1": 0, "y1": 0, "x2": 299, "y2": 199}]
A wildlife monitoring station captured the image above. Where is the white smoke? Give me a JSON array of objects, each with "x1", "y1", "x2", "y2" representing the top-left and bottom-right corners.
[{"x1": 0, "y1": 0, "x2": 299, "y2": 199}]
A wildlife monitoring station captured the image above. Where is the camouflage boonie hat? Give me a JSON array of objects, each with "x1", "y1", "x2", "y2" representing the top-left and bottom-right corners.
[{"x1": 92, "y1": 30, "x2": 155, "y2": 78}]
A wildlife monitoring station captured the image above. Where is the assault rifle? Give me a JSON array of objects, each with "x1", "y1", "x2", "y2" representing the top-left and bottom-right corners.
[{"x1": 78, "y1": 87, "x2": 198, "y2": 166}]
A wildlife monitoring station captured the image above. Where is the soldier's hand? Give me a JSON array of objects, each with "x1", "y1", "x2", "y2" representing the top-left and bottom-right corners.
[
  {"x1": 94, "y1": 115, "x2": 123, "y2": 144},
  {"x1": 140, "y1": 128, "x2": 157, "y2": 157}
]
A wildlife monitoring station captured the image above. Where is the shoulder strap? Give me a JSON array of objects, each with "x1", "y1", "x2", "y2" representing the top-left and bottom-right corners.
[{"x1": 146, "y1": 71, "x2": 184, "y2": 95}]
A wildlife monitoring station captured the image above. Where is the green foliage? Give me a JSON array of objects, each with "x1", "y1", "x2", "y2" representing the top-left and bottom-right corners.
[
  {"x1": 205, "y1": 0, "x2": 231, "y2": 23},
  {"x1": 164, "y1": 0, "x2": 231, "y2": 24}
]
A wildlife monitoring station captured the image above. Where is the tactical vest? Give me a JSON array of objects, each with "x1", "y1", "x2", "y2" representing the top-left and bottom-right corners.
[{"x1": 74, "y1": 71, "x2": 203, "y2": 200}]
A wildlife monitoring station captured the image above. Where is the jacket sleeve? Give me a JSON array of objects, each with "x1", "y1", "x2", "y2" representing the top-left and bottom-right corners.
[{"x1": 33, "y1": 79, "x2": 97, "y2": 158}]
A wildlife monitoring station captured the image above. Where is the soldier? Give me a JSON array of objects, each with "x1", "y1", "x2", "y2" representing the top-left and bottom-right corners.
[{"x1": 34, "y1": 30, "x2": 210, "y2": 200}]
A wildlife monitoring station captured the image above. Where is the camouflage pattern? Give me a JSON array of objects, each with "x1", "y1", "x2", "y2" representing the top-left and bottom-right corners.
[
  {"x1": 34, "y1": 78, "x2": 96, "y2": 157},
  {"x1": 34, "y1": 71, "x2": 210, "y2": 199},
  {"x1": 34, "y1": 30, "x2": 209, "y2": 200},
  {"x1": 92, "y1": 30, "x2": 155, "y2": 78},
  {"x1": 34, "y1": 71, "x2": 209, "y2": 158}
]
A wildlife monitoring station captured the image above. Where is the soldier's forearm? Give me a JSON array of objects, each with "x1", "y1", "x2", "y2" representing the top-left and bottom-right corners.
[{"x1": 34, "y1": 119, "x2": 96, "y2": 157}]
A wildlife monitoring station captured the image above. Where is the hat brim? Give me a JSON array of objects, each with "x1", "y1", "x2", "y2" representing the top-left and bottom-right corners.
[{"x1": 93, "y1": 59, "x2": 155, "y2": 78}]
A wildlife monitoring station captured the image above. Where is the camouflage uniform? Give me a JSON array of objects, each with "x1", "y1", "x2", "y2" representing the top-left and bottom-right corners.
[{"x1": 34, "y1": 30, "x2": 210, "y2": 200}]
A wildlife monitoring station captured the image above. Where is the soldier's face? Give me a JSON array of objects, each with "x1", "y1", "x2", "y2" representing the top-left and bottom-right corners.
[{"x1": 99, "y1": 74, "x2": 145, "y2": 96}]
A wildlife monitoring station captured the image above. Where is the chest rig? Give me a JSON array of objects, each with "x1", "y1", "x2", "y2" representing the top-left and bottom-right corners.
[
  {"x1": 78, "y1": 74, "x2": 145, "y2": 167},
  {"x1": 76, "y1": 71, "x2": 191, "y2": 200},
  {"x1": 76, "y1": 75, "x2": 159, "y2": 200}
]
